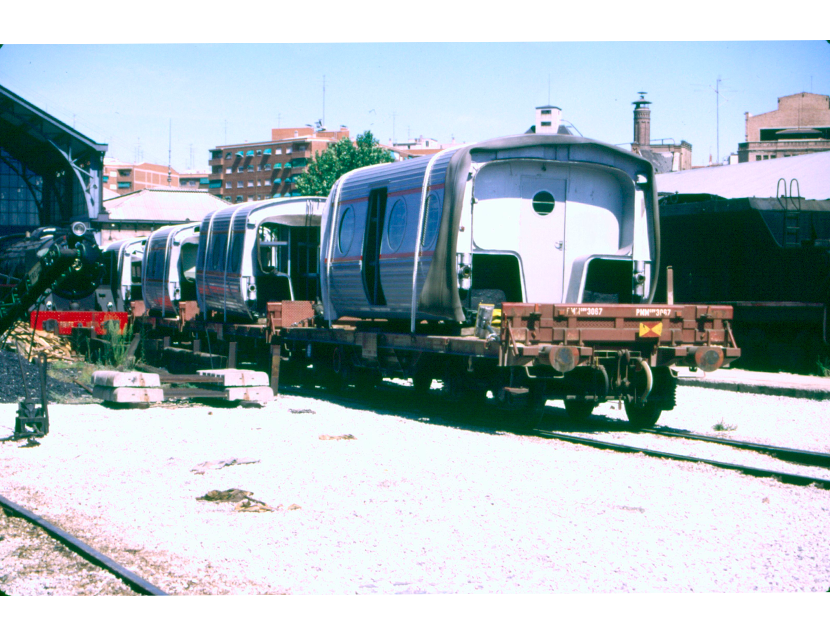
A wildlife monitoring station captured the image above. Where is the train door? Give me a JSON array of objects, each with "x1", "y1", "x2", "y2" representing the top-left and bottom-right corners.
[
  {"x1": 472, "y1": 163, "x2": 567, "y2": 304},
  {"x1": 362, "y1": 187, "x2": 387, "y2": 306}
]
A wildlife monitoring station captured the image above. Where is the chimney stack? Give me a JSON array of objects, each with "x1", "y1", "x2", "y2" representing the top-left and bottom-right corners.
[
  {"x1": 535, "y1": 105, "x2": 562, "y2": 134},
  {"x1": 632, "y1": 92, "x2": 651, "y2": 148}
]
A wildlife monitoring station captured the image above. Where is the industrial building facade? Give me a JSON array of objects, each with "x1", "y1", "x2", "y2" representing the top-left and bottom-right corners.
[
  {"x1": 738, "y1": 92, "x2": 830, "y2": 162},
  {"x1": 208, "y1": 126, "x2": 350, "y2": 202},
  {"x1": 0, "y1": 84, "x2": 107, "y2": 237},
  {"x1": 103, "y1": 159, "x2": 180, "y2": 195}
]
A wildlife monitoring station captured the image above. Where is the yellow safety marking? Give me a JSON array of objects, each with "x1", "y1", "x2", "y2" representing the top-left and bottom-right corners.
[{"x1": 638, "y1": 322, "x2": 663, "y2": 338}]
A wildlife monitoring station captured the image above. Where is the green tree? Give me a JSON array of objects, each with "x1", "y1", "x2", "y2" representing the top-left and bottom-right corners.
[{"x1": 294, "y1": 131, "x2": 393, "y2": 197}]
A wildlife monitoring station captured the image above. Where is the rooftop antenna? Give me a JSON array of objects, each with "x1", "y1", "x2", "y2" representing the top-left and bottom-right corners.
[
  {"x1": 167, "y1": 119, "x2": 172, "y2": 185},
  {"x1": 715, "y1": 77, "x2": 720, "y2": 164}
]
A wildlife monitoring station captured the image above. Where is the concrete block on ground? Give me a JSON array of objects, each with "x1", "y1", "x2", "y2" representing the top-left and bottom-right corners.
[
  {"x1": 92, "y1": 370, "x2": 161, "y2": 388},
  {"x1": 197, "y1": 369, "x2": 269, "y2": 387},
  {"x1": 92, "y1": 385, "x2": 164, "y2": 403},
  {"x1": 224, "y1": 386, "x2": 274, "y2": 403}
]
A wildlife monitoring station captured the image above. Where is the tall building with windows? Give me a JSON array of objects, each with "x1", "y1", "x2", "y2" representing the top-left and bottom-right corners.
[
  {"x1": 102, "y1": 159, "x2": 180, "y2": 195},
  {"x1": 738, "y1": 92, "x2": 830, "y2": 162},
  {"x1": 208, "y1": 126, "x2": 349, "y2": 202},
  {"x1": 179, "y1": 171, "x2": 210, "y2": 191}
]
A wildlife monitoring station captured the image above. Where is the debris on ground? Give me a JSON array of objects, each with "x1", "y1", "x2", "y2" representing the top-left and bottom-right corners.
[
  {"x1": 234, "y1": 499, "x2": 277, "y2": 513},
  {"x1": 3, "y1": 323, "x2": 77, "y2": 363},
  {"x1": 319, "y1": 434, "x2": 356, "y2": 441},
  {"x1": 191, "y1": 457, "x2": 260, "y2": 474},
  {"x1": 197, "y1": 489, "x2": 276, "y2": 513},
  {"x1": 290, "y1": 409, "x2": 315, "y2": 414}
]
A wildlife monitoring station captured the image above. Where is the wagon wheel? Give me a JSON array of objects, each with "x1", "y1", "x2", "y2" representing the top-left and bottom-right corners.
[
  {"x1": 522, "y1": 383, "x2": 548, "y2": 426},
  {"x1": 441, "y1": 366, "x2": 486, "y2": 406},
  {"x1": 326, "y1": 346, "x2": 350, "y2": 392},
  {"x1": 412, "y1": 364, "x2": 434, "y2": 395},
  {"x1": 623, "y1": 399, "x2": 662, "y2": 428},
  {"x1": 354, "y1": 368, "x2": 381, "y2": 393},
  {"x1": 440, "y1": 367, "x2": 466, "y2": 403},
  {"x1": 564, "y1": 399, "x2": 596, "y2": 423}
]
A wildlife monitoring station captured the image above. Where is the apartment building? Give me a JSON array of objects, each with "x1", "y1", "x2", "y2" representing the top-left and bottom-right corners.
[
  {"x1": 208, "y1": 126, "x2": 350, "y2": 202},
  {"x1": 179, "y1": 171, "x2": 210, "y2": 191},
  {"x1": 738, "y1": 92, "x2": 830, "y2": 162},
  {"x1": 103, "y1": 159, "x2": 180, "y2": 194}
]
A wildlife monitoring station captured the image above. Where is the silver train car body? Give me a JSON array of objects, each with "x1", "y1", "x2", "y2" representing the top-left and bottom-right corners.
[
  {"x1": 320, "y1": 134, "x2": 660, "y2": 328},
  {"x1": 142, "y1": 222, "x2": 201, "y2": 317},
  {"x1": 196, "y1": 197, "x2": 324, "y2": 321},
  {"x1": 98, "y1": 236, "x2": 146, "y2": 311}
]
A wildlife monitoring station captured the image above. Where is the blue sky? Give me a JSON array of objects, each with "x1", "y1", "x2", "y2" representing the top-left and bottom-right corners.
[{"x1": 0, "y1": 35, "x2": 827, "y2": 172}]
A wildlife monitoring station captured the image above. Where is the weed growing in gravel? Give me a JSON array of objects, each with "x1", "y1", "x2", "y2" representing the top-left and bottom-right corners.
[
  {"x1": 712, "y1": 418, "x2": 737, "y2": 432},
  {"x1": 108, "y1": 322, "x2": 135, "y2": 370}
]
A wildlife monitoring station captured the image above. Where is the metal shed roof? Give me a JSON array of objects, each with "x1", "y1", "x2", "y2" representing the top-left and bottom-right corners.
[
  {"x1": 656, "y1": 151, "x2": 830, "y2": 200},
  {"x1": 101, "y1": 188, "x2": 230, "y2": 223}
]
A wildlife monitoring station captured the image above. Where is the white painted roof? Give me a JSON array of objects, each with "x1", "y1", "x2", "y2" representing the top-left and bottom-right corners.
[
  {"x1": 656, "y1": 151, "x2": 830, "y2": 200},
  {"x1": 102, "y1": 188, "x2": 230, "y2": 222}
]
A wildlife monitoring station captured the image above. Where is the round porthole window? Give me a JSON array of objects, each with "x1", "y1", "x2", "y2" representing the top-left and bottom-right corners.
[
  {"x1": 387, "y1": 199, "x2": 407, "y2": 252},
  {"x1": 421, "y1": 193, "x2": 441, "y2": 248},
  {"x1": 532, "y1": 190, "x2": 556, "y2": 216},
  {"x1": 338, "y1": 207, "x2": 354, "y2": 254}
]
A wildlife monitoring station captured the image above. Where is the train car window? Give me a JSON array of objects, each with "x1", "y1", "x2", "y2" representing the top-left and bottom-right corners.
[
  {"x1": 386, "y1": 199, "x2": 407, "y2": 252},
  {"x1": 532, "y1": 190, "x2": 556, "y2": 216},
  {"x1": 422, "y1": 193, "x2": 442, "y2": 248},
  {"x1": 229, "y1": 232, "x2": 244, "y2": 273},
  {"x1": 582, "y1": 259, "x2": 633, "y2": 304},
  {"x1": 338, "y1": 206, "x2": 354, "y2": 254},
  {"x1": 258, "y1": 224, "x2": 289, "y2": 274},
  {"x1": 211, "y1": 235, "x2": 226, "y2": 270}
]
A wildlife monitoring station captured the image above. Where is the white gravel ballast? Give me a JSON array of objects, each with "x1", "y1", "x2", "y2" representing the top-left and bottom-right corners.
[{"x1": 1, "y1": 384, "x2": 829, "y2": 595}]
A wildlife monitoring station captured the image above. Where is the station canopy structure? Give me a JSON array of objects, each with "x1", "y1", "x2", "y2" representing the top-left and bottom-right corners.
[{"x1": 0, "y1": 84, "x2": 107, "y2": 237}]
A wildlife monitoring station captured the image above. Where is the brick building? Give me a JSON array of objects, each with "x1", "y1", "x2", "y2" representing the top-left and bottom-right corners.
[
  {"x1": 387, "y1": 135, "x2": 461, "y2": 159},
  {"x1": 179, "y1": 171, "x2": 210, "y2": 191},
  {"x1": 208, "y1": 126, "x2": 350, "y2": 202},
  {"x1": 738, "y1": 92, "x2": 830, "y2": 162},
  {"x1": 102, "y1": 159, "x2": 180, "y2": 195}
]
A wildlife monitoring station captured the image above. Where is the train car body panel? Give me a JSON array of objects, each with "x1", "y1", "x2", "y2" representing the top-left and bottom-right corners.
[
  {"x1": 142, "y1": 222, "x2": 200, "y2": 317},
  {"x1": 321, "y1": 149, "x2": 460, "y2": 323},
  {"x1": 320, "y1": 135, "x2": 659, "y2": 327},
  {"x1": 196, "y1": 197, "x2": 324, "y2": 321},
  {"x1": 100, "y1": 236, "x2": 146, "y2": 311}
]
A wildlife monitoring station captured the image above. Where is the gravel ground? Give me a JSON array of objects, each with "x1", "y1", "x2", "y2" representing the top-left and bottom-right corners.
[
  {"x1": 1, "y1": 384, "x2": 829, "y2": 596},
  {"x1": 0, "y1": 349, "x2": 92, "y2": 404}
]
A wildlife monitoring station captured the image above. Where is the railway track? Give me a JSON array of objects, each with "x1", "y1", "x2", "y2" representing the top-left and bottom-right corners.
[
  {"x1": 282, "y1": 381, "x2": 830, "y2": 490},
  {"x1": 0, "y1": 494, "x2": 167, "y2": 596},
  {"x1": 532, "y1": 430, "x2": 830, "y2": 490}
]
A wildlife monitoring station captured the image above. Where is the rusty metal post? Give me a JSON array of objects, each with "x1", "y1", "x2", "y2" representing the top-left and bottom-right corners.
[
  {"x1": 270, "y1": 344, "x2": 281, "y2": 395},
  {"x1": 227, "y1": 341, "x2": 237, "y2": 369}
]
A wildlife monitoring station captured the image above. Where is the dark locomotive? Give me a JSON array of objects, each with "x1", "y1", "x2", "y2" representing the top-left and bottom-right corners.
[{"x1": 657, "y1": 192, "x2": 830, "y2": 373}]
